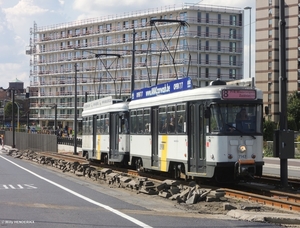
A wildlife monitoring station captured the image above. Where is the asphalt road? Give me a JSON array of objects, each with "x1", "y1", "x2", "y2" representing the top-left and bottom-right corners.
[
  {"x1": 263, "y1": 157, "x2": 300, "y2": 179},
  {"x1": 0, "y1": 151, "x2": 284, "y2": 228}
]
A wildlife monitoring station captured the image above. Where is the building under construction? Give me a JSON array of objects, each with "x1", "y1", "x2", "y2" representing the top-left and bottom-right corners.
[{"x1": 26, "y1": 3, "x2": 245, "y2": 130}]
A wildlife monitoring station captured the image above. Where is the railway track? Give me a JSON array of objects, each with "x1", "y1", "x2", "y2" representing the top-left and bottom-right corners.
[
  {"x1": 224, "y1": 188, "x2": 300, "y2": 212},
  {"x1": 36, "y1": 152, "x2": 300, "y2": 214}
]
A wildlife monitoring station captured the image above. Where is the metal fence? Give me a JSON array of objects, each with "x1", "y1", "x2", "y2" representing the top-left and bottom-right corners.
[
  {"x1": 4, "y1": 131, "x2": 58, "y2": 152},
  {"x1": 1, "y1": 130, "x2": 82, "y2": 152},
  {"x1": 57, "y1": 136, "x2": 82, "y2": 147}
]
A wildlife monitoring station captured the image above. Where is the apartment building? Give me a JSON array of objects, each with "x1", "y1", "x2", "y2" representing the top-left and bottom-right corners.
[
  {"x1": 27, "y1": 3, "x2": 244, "y2": 130},
  {"x1": 256, "y1": 0, "x2": 299, "y2": 122}
]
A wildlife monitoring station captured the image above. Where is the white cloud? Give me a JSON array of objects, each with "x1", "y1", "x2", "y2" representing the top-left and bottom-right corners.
[
  {"x1": 4, "y1": 0, "x2": 48, "y2": 16},
  {"x1": 0, "y1": 0, "x2": 256, "y2": 88}
]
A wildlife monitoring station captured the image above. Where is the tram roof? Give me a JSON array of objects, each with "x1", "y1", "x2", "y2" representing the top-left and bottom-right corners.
[
  {"x1": 129, "y1": 85, "x2": 263, "y2": 109},
  {"x1": 82, "y1": 101, "x2": 129, "y2": 117}
]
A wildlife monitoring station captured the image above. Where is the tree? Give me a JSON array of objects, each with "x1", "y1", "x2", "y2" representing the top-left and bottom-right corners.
[
  {"x1": 4, "y1": 102, "x2": 19, "y2": 118},
  {"x1": 287, "y1": 91, "x2": 300, "y2": 130},
  {"x1": 263, "y1": 120, "x2": 277, "y2": 141}
]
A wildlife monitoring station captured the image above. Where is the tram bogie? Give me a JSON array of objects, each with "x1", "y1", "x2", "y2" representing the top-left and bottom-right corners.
[{"x1": 82, "y1": 78, "x2": 265, "y2": 183}]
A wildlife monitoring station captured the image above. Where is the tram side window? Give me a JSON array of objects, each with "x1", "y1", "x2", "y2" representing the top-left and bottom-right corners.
[
  {"x1": 120, "y1": 112, "x2": 129, "y2": 134},
  {"x1": 167, "y1": 105, "x2": 176, "y2": 133},
  {"x1": 159, "y1": 106, "x2": 167, "y2": 133},
  {"x1": 99, "y1": 115, "x2": 104, "y2": 133},
  {"x1": 88, "y1": 117, "x2": 93, "y2": 134},
  {"x1": 96, "y1": 115, "x2": 101, "y2": 134},
  {"x1": 144, "y1": 108, "x2": 150, "y2": 134},
  {"x1": 104, "y1": 114, "x2": 109, "y2": 134},
  {"x1": 130, "y1": 110, "x2": 137, "y2": 134},
  {"x1": 176, "y1": 104, "x2": 186, "y2": 133},
  {"x1": 137, "y1": 109, "x2": 144, "y2": 133},
  {"x1": 83, "y1": 117, "x2": 88, "y2": 135}
]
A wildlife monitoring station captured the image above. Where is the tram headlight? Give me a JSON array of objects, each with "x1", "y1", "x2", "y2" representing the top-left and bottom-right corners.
[
  {"x1": 251, "y1": 154, "x2": 256, "y2": 159},
  {"x1": 238, "y1": 145, "x2": 247, "y2": 153},
  {"x1": 228, "y1": 154, "x2": 233, "y2": 159}
]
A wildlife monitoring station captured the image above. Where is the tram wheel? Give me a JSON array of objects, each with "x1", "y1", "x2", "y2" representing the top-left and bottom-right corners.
[{"x1": 135, "y1": 158, "x2": 143, "y2": 172}]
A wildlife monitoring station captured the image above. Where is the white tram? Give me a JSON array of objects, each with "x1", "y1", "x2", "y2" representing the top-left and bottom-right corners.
[
  {"x1": 82, "y1": 96, "x2": 130, "y2": 163},
  {"x1": 82, "y1": 78, "x2": 264, "y2": 182}
]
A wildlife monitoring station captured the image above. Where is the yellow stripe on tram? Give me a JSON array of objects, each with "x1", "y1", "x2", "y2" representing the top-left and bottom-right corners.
[
  {"x1": 161, "y1": 135, "x2": 168, "y2": 172},
  {"x1": 96, "y1": 135, "x2": 101, "y2": 160}
]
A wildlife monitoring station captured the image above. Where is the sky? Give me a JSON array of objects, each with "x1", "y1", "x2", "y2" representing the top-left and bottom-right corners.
[{"x1": 0, "y1": 0, "x2": 255, "y2": 89}]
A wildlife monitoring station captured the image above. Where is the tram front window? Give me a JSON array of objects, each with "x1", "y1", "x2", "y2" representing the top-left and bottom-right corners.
[{"x1": 209, "y1": 104, "x2": 262, "y2": 134}]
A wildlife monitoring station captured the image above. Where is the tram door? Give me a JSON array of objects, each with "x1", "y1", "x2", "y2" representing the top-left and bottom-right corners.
[
  {"x1": 109, "y1": 113, "x2": 119, "y2": 160},
  {"x1": 188, "y1": 103, "x2": 206, "y2": 173},
  {"x1": 92, "y1": 115, "x2": 97, "y2": 157},
  {"x1": 151, "y1": 107, "x2": 159, "y2": 167}
]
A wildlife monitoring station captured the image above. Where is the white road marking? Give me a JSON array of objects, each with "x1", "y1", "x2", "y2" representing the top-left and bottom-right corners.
[{"x1": 0, "y1": 155, "x2": 152, "y2": 228}]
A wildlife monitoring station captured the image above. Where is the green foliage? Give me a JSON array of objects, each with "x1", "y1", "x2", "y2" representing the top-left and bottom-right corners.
[
  {"x1": 263, "y1": 120, "x2": 277, "y2": 141},
  {"x1": 287, "y1": 91, "x2": 300, "y2": 130},
  {"x1": 287, "y1": 117, "x2": 297, "y2": 131},
  {"x1": 296, "y1": 135, "x2": 300, "y2": 153},
  {"x1": 263, "y1": 141, "x2": 273, "y2": 157},
  {"x1": 4, "y1": 102, "x2": 19, "y2": 117}
]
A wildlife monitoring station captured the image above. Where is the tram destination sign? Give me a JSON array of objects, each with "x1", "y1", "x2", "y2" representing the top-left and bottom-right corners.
[
  {"x1": 132, "y1": 77, "x2": 192, "y2": 100},
  {"x1": 221, "y1": 89, "x2": 256, "y2": 100}
]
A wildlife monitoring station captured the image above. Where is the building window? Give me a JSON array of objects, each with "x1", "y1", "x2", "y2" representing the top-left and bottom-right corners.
[
  {"x1": 268, "y1": 94, "x2": 272, "y2": 101},
  {"x1": 205, "y1": 68, "x2": 209, "y2": 78},
  {"x1": 229, "y1": 29, "x2": 236, "y2": 39},
  {"x1": 206, "y1": 13, "x2": 209, "y2": 23},
  {"x1": 268, "y1": 30, "x2": 272, "y2": 38},
  {"x1": 106, "y1": 24, "x2": 111, "y2": 32},
  {"x1": 268, "y1": 51, "x2": 272, "y2": 59},
  {"x1": 268, "y1": 72, "x2": 272, "y2": 80},
  {"x1": 217, "y1": 68, "x2": 221, "y2": 78},
  {"x1": 268, "y1": 19, "x2": 272, "y2": 27},
  {"x1": 268, "y1": 40, "x2": 272, "y2": 49},
  {"x1": 268, "y1": 62, "x2": 272, "y2": 70},
  {"x1": 217, "y1": 55, "x2": 221, "y2": 65},
  {"x1": 217, "y1": 28, "x2": 221, "y2": 38},
  {"x1": 205, "y1": 40, "x2": 209, "y2": 50},
  {"x1": 230, "y1": 15, "x2": 237, "y2": 26},
  {"x1": 205, "y1": 27, "x2": 209, "y2": 37},
  {"x1": 198, "y1": 40, "x2": 201, "y2": 50},
  {"x1": 229, "y1": 56, "x2": 236, "y2": 66},
  {"x1": 197, "y1": 26, "x2": 201, "y2": 36},
  {"x1": 229, "y1": 69, "x2": 236, "y2": 79},
  {"x1": 123, "y1": 21, "x2": 129, "y2": 29},
  {"x1": 217, "y1": 41, "x2": 221, "y2": 51},
  {"x1": 141, "y1": 18, "x2": 147, "y2": 27},
  {"x1": 205, "y1": 54, "x2": 209, "y2": 64},
  {"x1": 198, "y1": 12, "x2": 201, "y2": 23},
  {"x1": 229, "y1": 42, "x2": 236, "y2": 52},
  {"x1": 218, "y1": 14, "x2": 221, "y2": 24}
]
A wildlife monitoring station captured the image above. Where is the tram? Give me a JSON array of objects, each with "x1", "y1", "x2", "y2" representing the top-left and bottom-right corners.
[{"x1": 82, "y1": 77, "x2": 264, "y2": 182}]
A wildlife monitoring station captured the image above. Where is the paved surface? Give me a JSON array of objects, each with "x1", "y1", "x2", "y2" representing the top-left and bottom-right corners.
[{"x1": 1, "y1": 145, "x2": 300, "y2": 226}]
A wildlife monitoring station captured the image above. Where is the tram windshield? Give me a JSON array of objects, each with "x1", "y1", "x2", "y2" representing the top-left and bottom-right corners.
[{"x1": 209, "y1": 104, "x2": 262, "y2": 134}]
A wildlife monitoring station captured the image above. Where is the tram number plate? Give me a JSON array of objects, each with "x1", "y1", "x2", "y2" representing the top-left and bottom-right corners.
[{"x1": 239, "y1": 155, "x2": 247, "y2": 159}]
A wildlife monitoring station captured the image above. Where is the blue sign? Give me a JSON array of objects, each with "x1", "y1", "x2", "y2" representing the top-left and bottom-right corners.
[{"x1": 131, "y1": 77, "x2": 193, "y2": 100}]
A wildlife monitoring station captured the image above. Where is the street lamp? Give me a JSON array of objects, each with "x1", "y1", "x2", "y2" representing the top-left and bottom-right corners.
[
  {"x1": 14, "y1": 102, "x2": 20, "y2": 131},
  {"x1": 244, "y1": 6, "x2": 252, "y2": 78},
  {"x1": 12, "y1": 89, "x2": 15, "y2": 148}
]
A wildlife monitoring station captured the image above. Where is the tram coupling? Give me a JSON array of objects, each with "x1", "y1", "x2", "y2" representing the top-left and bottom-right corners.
[{"x1": 235, "y1": 159, "x2": 256, "y2": 179}]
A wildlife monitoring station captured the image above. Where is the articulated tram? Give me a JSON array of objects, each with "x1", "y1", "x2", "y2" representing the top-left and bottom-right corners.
[{"x1": 82, "y1": 78, "x2": 264, "y2": 182}]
